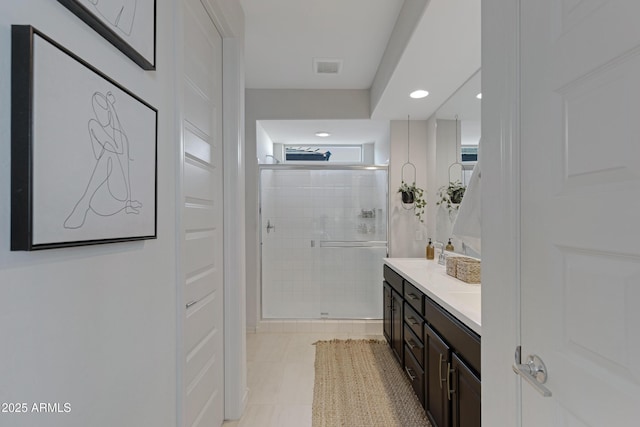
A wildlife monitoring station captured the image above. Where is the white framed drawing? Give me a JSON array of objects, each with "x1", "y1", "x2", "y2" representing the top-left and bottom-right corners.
[
  {"x1": 57, "y1": 0, "x2": 156, "y2": 70},
  {"x1": 11, "y1": 25, "x2": 157, "y2": 250}
]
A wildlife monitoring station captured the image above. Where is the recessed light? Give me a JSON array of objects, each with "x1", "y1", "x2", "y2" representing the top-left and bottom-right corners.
[
  {"x1": 315, "y1": 131, "x2": 330, "y2": 138},
  {"x1": 410, "y1": 90, "x2": 429, "y2": 99},
  {"x1": 476, "y1": 93, "x2": 482, "y2": 99}
]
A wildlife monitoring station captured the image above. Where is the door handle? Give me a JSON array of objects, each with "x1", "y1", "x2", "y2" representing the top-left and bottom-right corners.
[
  {"x1": 446, "y1": 362, "x2": 455, "y2": 401},
  {"x1": 266, "y1": 220, "x2": 275, "y2": 234},
  {"x1": 513, "y1": 346, "x2": 552, "y2": 397},
  {"x1": 439, "y1": 353, "x2": 446, "y2": 389}
]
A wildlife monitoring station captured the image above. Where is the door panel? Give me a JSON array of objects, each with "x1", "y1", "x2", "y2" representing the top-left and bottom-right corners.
[
  {"x1": 426, "y1": 324, "x2": 450, "y2": 427},
  {"x1": 392, "y1": 290, "x2": 404, "y2": 364},
  {"x1": 451, "y1": 353, "x2": 480, "y2": 427},
  {"x1": 520, "y1": 0, "x2": 640, "y2": 425},
  {"x1": 181, "y1": 0, "x2": 224, "y2": 426},
  {"x1": 384, "y1": 282, "x2": 392, "y2": 342}
]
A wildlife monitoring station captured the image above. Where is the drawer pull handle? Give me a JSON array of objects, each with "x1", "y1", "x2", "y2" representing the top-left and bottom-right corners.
[
  {"x1": 406, "y1": 316, "x2": 419, "y2": 326},
  {"x1": 447, "y1": 362, "x2": 456, "y2": 401},
  {"x1": 186, "y1": 300, "x2": 198, "y2": 309},
  {"x1": 405, "y1": 366, "x2": 416, "y2": 382},
  {"x1": 406, "y1": 339, "x2": 423, "y2": 350},
  {"x1": 407, "y1": 293, "x2": 420, "y2": 300},
  {"x1": 407, "y1": 339, "x2": 416, "y2": 350}
]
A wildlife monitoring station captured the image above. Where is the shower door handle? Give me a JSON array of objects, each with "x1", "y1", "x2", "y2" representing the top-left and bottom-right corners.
[{"x1": 266, "y1": 220, "x2": 275, "y2": 234}]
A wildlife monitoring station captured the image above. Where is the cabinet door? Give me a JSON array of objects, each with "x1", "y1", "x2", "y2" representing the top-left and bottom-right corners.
[
  {"x1": 391, "y1": 289, "x2": 403, "y2": 364},
  {"x1": 425, "y1": 324, "x2": 450, "y2": 427},
  {"x1": 383, "y1": 282, "x2": 392, "y2": 343},
  {"x1": 451, "y1": 353, "x2": 481, "y2": 427}
]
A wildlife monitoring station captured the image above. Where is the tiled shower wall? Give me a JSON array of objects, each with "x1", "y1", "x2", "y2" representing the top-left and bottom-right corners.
[{"x1": 261, "y1": 168, "x2": 388, "y2": 319}]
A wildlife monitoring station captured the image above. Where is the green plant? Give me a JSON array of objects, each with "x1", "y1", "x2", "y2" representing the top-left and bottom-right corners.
[
  {"x1": 436, "y1": 181, "x2": 466, "y2": 212},
  {"x1": 398, "y1": 181, "x2": 426, "y2": 223}
]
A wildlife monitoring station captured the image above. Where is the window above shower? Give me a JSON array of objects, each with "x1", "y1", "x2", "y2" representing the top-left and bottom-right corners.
[
  {"x1": 283, "y1": 145, "x2": 364, "y2": 163},
  {"x1": 256, "y1": 119, "x2": 390, "y2": 165}
]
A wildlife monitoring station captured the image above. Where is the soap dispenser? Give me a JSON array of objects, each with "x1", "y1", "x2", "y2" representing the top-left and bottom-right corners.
[
  {"x1": 426, "y1": 238, "x2": 434, "y2": 260},
  {"x1": 445, "y1": 238, "x2": 454, "y2": 252}
]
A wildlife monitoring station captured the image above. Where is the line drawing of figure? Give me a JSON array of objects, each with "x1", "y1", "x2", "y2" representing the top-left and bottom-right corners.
[
  {"x1": 64, "y1": 91, "x2": 142, "y2": 229},
  {"x1": 87, "y1": 0, "x2": 137, "y2": 37}
]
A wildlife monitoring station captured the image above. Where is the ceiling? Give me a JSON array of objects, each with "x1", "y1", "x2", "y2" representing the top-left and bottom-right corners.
[
  {"x1": 240, "y1": 0, "x2": 404, "y2": 90},
  {"x1": 240, "y1": 0, "x2": 481, "y2": 143},
  {"x1": 436, "y1": 69, "x2": 481, "y2": 121},
  {"x1": 258, "y1": 120, "x2": 390, "y2": 146}
]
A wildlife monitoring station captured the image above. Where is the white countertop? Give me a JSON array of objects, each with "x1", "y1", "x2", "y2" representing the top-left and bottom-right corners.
[{"x1": 384, "y1": 257, "x2": 482, "y2": 335}]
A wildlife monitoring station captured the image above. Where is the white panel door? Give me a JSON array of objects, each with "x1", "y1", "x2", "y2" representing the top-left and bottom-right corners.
[
  {"x1": 520, "y1": 0, "x2": 640, "y2": 425},
  {"x1": 181, "y1": 0, "x2": 224, "y2": 426}
]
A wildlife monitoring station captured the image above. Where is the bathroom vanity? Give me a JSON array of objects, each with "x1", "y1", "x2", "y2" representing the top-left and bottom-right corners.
[{"x1": 383, "y1": 258, "x2": 481, "y2": 427}]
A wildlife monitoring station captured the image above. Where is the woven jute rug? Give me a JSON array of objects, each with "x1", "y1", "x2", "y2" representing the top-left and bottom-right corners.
[{"x1": 312, "y1": 339, "x2": 431, "y2": 427}]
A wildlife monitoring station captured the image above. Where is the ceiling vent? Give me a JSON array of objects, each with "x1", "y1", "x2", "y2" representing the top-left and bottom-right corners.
[{"x1": 313, "y1": 58, "x2": 342, "y2": 75}]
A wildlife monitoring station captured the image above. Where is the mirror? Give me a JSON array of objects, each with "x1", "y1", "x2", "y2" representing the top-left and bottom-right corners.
[{"x1": 433, "y1": 69, "x2": 480, "y2": 257}]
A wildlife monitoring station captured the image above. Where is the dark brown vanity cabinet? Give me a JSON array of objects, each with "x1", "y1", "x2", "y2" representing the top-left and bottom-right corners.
[
  {"x1": 391, "y1": 290, "x2": 404, "y2": 363},
  {"x1": 404, "y1": 303, "x2": 425, "y2": 403},
  {"x1": 426, "y1": 324, "x2": 451, "y2": 427},
  {"x1": 451, "y1": 353, "x2": 481, "y2": 427},
  {"x1": 383, "y1": 264, "x2": 481, "y2": 427},
  {"x1": 383, "y1": 265, "x2": 404, "y2": 364},
  {"x1": 383, "y1": 283, "x2": 392, "y2": 342}
]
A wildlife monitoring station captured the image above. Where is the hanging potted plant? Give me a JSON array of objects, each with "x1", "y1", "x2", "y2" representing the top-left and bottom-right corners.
[
  {"x1": 398, "y1": 180, "x2": 426, "y2": 223},
  {"x1": 436, "y1": 180, "x2": 466, "y2": 213}
]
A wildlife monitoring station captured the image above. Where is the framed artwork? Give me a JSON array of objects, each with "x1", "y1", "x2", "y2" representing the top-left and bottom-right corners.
[
  {"x1": 11, "y1": 25, "x2": 158, "y2": 251},
  {"x1": 57, "y1": 0, "x2": 156, "y2": 70}
]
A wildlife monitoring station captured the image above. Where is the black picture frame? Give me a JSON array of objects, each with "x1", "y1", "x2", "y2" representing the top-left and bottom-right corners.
[
  {"x1": 57, "y1": 0, "x2": 156, "y2": 70},
  {"x1": 11, "y1": 25, "x2": 158, "y2": 251}
]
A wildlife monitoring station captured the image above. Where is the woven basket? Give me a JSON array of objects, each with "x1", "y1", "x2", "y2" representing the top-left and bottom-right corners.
[
  {"x1": 456, "y1": 258, "x2": 481, "y2": 284},
  {"x1": 446, "y1": 256, "x2": 461, "y2": 277}
]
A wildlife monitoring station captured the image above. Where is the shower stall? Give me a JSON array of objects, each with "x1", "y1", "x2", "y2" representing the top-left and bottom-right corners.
[{"x1": 260, "y1": 166, "x2": 388, "y2": 319}]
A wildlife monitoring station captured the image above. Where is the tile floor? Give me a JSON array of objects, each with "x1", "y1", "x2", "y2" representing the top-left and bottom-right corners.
[{"x1": 223, "y1": 322, "x2": 383, "y2": 427}]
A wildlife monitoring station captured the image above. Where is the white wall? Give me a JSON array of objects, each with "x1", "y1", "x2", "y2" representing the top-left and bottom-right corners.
[
  {"x1": 1, "y1": 1, "x2": 247, "y2": 426},
  {"x1": 256, "y1": 121, "x2": 274, "y2": 164},
  {"x1": 388, "y1": 119, "x2": 428, "y2": 257},
  {"x1": 462, "y1": 119, "x2": 481, "y2": 146},
  {"x1": 0, "y1": 2, "x2": 178, "y2": 427},
  {"x1": 245, "y1": 88, "x2": 370, "y2": 331}
]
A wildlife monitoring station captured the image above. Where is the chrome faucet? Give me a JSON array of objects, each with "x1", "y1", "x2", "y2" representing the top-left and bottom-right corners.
[{"x1": 435, "y1": 241, "x2": 446, "y2": 265}]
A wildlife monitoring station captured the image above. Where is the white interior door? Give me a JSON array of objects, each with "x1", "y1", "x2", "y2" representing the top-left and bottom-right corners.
[
  {"x1": 519, "y1": 0, "x2": 640, "y2": 425},
  {"x1": 181, "y1": 0, "x2": 224, "y2": 426}
]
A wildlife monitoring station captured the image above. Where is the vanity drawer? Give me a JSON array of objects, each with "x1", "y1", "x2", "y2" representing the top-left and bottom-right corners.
[
  {"x1": 404, "y1": 324, "x2": 424, "y2": 369},
  {"x1": 404, "y1": 303, "x2": 423, "y2": 340},
  {"x1": 404, "y1": 345, "x2": 425, "y2": 405},
  {"x1": 384, "y1": 265, "x2": 404, "y2": 294},
  {"x1": 404, "y1": 281, "x2": 424, "y2": 314},
  {"x1": 424, "y1": 296, "x2": 481, "y2": 376}
]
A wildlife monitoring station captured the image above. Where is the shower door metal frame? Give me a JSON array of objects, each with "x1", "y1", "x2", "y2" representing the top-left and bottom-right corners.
[{"x1": 258, "y1": 164, "x2": 389, "y2": 320}]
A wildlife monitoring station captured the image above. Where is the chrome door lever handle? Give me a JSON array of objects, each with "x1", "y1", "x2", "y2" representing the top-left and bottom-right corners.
[
  {"x1": 266, "y1": 220, "x2": 275, "y2": 234},
  {"x1": 513, "y1": 349, "x2": 552, "y2": 397}
]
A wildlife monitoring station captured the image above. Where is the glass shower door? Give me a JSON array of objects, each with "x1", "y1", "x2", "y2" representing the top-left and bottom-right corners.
[{"x1": 260, "y1": 167, "x2": 388, "y2": 319}]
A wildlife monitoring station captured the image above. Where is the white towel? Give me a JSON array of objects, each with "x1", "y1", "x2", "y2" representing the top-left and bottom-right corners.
[{"x1": 452, "y1": 157, "x2": 481, "y2": 255}]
